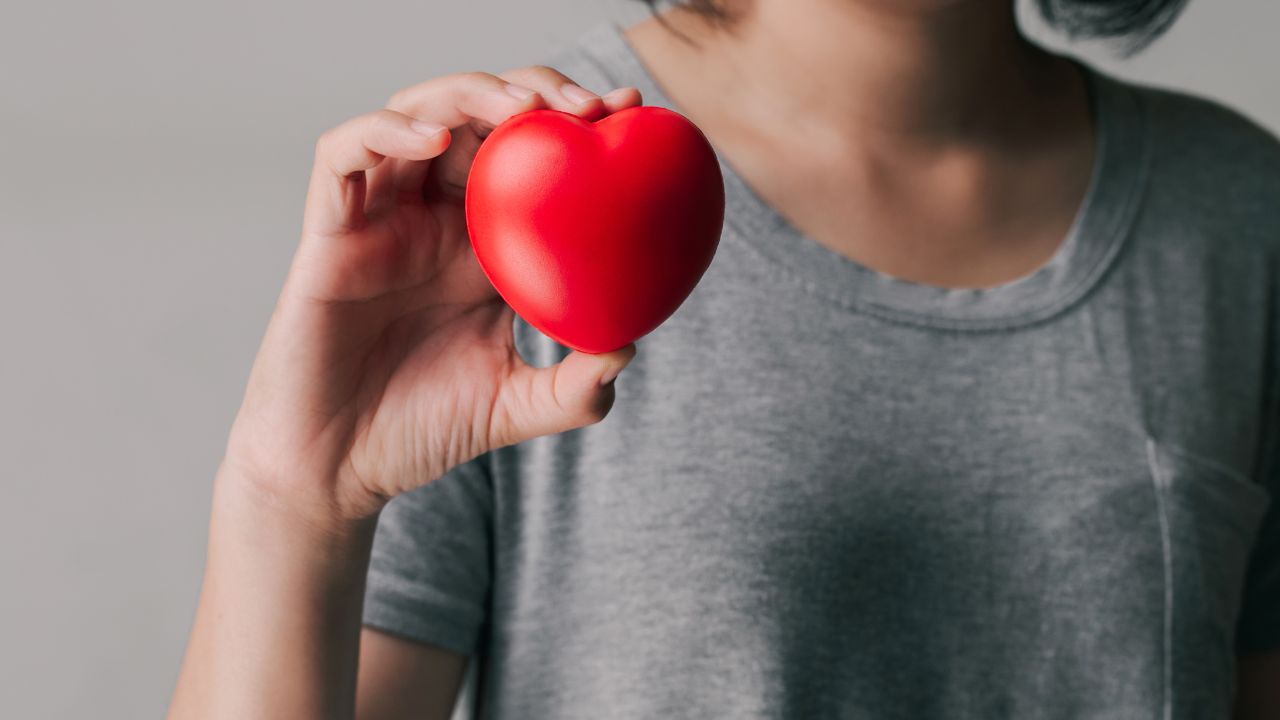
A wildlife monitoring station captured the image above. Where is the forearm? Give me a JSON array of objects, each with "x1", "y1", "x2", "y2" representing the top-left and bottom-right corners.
[{"x1": 168, "y1": 463, "x2": 379, "y2": 720}]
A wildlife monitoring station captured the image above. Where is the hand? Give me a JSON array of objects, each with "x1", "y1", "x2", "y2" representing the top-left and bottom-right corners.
[{"x1": 224, "y1": 68, "x2": 642, "y2": 525}]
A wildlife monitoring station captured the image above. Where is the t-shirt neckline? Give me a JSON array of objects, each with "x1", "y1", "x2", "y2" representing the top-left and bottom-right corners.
[{"x1": 580, "y1": 22, "x2": 1150, "y2": 331}]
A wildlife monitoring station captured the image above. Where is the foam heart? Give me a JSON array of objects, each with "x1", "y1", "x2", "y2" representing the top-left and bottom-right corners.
[{"x1": 465, "y1": 106, "x2": 725, "y2": 354}]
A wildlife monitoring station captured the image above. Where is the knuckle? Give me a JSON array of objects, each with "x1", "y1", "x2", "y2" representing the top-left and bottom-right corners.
[
  {"x1": 526, "y1": 64, "x2": 564, "y2": 79},
  {"x1": 314, "y1": 127, "x2": 339, "y2": 156},
  {"x1": 505, "y1": 64, "x2": 568, "y2": 87},
  {"x1": 459, "y1": 70, "x2": 498, "y2": 87},
  {"x1": 387, "y1": 87, "x2": 411, "y2": 108}
]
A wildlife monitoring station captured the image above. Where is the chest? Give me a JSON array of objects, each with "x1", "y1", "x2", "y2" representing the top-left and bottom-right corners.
[{"x1": 493, "y1": 261, "x2": 1270, "y2": 714}]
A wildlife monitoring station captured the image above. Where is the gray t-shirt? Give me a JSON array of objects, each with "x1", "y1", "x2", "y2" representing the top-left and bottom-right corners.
[{"x1": 363, "y1": 23, "x2": 1280, "y2": 720}]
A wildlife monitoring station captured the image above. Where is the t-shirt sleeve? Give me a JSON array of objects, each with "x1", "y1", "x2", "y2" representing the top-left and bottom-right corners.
[{"x1": 362, "y1": 454, "x2": 494, "y2": 656}]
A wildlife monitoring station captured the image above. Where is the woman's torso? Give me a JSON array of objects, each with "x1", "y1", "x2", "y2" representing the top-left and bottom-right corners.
[{"x1": 366, "y1": 23, "x2": 1280, "y2": 719}]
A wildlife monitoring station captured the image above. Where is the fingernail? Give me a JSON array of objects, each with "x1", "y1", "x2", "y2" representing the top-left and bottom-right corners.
[
  {"x1": 505, "y1": 83, "x2": 537, "y2": 101},
  {"x1": 560, "y1": 83, "x2": 598, "y2": 105},
  {"x1": 598, "y1": 343, "x2": 636, "y2": 387},
  {"x1": 600, "y1": 364, "x2": 626, "y2": 387},
  {"x1": 409, "y1": 120, "x2": 446, "y2": 137}
]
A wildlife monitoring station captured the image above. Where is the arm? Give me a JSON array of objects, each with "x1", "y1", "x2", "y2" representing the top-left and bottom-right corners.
[
  {"x1": 357, "y1": 629, "x2": 468, "y2": 720},
  {"x1": 168, "y1": 466, "x2": 377, "y2": 718},
  {"x1": 168, "y1": 471, "x2": 470, "y2": 719},
  {"x1": 1235, "y1": 651, "x2": 1280, "y2": 720},
  {"x1": 167, "y1": 68, "x2": 640, "y2": 720}
]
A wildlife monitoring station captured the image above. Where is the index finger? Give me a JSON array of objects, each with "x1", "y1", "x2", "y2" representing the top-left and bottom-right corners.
[
  {"x1": 387, "y1": 71, "x2": 546, "y2": 131},
  {"x1": 368, "y1": 72, "x2": 547, "y2": 206}
]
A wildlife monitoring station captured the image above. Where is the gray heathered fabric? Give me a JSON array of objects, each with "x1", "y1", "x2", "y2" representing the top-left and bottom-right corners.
[{"x1": 362, "y1": 23, "x2": 1280, "y2": 720}]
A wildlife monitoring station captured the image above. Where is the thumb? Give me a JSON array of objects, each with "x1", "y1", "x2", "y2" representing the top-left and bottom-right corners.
[{"x1": 493, "y1": 343, "x2": 638, "y2": 447}]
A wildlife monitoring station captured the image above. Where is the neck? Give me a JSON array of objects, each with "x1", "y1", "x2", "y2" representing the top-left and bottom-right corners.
[
  {"x1": 649, "y1": 0, "x2": 1071, "y2": 146},
  {"x1": 624, "y1": 0, "x2": 1097, "y2": 288}
]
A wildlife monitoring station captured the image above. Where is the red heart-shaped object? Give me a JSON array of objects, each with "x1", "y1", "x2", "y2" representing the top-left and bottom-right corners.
[{"x1": 465, "y1": 106, "x2": 725, "y2": 354}]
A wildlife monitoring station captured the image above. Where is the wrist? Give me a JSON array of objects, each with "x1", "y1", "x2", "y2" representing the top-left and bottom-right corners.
[
  {"x1": 176, "y1": 459, "x2": 377, "y2": 718},
  {"x1": 218, "y1": 437, "x2": 388, "y2": 523},
  {"x1": 211, "y1": 457, "x2": 382, "y2": 566}
]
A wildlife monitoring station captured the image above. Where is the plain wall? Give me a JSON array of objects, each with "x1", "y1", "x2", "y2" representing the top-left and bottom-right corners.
[{"x1": 0, "y1": 1, "x2": 1276, "y2": 717}]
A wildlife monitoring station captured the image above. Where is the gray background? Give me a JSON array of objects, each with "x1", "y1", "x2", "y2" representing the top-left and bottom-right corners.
[{"x1": 0, "y1": 0, "x2": 1276, "y2": 717}]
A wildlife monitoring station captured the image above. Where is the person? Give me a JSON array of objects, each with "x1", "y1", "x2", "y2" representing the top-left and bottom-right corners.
[{"x1": 168, "y1": 0, "x2": 1280, "y2": 717}]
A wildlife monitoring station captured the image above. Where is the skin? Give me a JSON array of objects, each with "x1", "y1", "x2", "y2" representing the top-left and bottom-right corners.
[
  {"x1": 628, "y1": 0, "x2": 1095, "y2": 288},
  {"x1": 168, "y1": 1, "x2": 1280, "y2": 717},
  {"x1": 168, "y1": 67, "x2": 642, "y2": 719}
]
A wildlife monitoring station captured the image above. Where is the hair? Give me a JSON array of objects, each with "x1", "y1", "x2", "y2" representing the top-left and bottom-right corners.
[{"x1": 634, "y1": 0, "x2": 1189, "y2": 54}]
